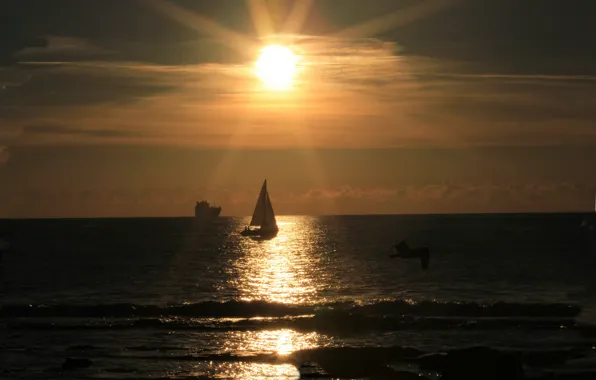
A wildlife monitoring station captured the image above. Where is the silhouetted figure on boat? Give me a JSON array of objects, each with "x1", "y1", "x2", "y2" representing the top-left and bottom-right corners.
[{"x1": 389, "y1": 240, "x2": 430, "y2": 270}]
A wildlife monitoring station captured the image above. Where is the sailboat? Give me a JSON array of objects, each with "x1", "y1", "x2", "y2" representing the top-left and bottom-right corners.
[{"x1": 240, "y1": 179, "x2": 279, "y2": 237}]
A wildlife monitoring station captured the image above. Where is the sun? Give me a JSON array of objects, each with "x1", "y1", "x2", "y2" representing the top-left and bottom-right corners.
[{"x1": 254, "y1": 45, "x2": 300, "y2": 91}]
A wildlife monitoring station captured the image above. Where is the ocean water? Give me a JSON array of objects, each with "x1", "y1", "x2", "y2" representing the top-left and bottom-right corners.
[{"x1": 1, "y1": 214, "x2": 596, "y2": 379}]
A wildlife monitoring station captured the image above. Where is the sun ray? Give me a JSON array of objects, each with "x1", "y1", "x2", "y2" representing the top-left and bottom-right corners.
[
  {"x1": 139, "y1": 0, "x2": 462, "y2": 216},
  {"x1": 246, "y1": 0, "x2": 275, "y2": 38},
  {"x1": 142, "y1": 0, "x2": 257, "y2": 54},
  {"x1": 282, "y1": 0, "x2": 315, "y2": 35},
  {"x1": 332, "y1": 0, "x2": 462, "y2": 39}
]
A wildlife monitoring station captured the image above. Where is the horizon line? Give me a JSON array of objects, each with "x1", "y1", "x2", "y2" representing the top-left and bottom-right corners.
[{"x1": 0, "y1": 210, "x2": 592, "y2": 221}]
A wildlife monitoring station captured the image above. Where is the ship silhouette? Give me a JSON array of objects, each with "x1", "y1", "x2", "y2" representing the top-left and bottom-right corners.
[{"x1": 194, "y1": 200, "x2": 221, "y2": 220}]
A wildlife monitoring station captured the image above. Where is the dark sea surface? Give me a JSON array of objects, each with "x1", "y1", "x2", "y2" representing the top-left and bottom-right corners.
[{"x1": 1, "y1": 214, "x2": 596, "y2": 379}]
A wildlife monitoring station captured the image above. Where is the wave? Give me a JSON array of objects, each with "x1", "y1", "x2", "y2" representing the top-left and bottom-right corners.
[
  {"x1": 5, "y1": 314, "x2": 580, "y2": 334},
  {"x1": 58, "y1": 345, "x2": 596, "y2": 377},
  {"x1": 7, "y1": 343, "x2": 595, "y2": 380},
  {"x1": 0, "y1": 300, "x2": 581, "y2": 319},
  {"x1": 106, "y1": 345, "x2": 590, "y2": 363}
]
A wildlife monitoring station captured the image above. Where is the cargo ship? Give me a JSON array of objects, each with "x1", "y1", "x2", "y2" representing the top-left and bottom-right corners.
[{"x1": 194, "y1": 200, "x2": 221, "y2": 220}]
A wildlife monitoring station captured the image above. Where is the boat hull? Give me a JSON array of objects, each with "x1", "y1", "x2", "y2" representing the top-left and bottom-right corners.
[
  {"x1": 194, "y1": 207, "x2": 221, "y2": 219},
  {"x1": 240, "y1": 228, "x2": 278, "y2": 237}
]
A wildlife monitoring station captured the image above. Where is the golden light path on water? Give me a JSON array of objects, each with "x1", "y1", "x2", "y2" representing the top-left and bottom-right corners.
[
  {"x1": 219, "y1": 216, "x2": 339, "y2": 378},
  {"x1": 191, "y1": 362, "x2": 300, "y2": 380},
  {"x1": 211, "y1": 329, "x2": 334, "y2": 379},
  {"x1": 230, "y1": 216, "x2": 332, "y2": 304},
  {"x1": 226, "y1": 329, "x2": 322, "y2": 355}
]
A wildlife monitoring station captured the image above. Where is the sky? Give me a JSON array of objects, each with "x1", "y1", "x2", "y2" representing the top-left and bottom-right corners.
[{"x1": 1, "y1": 0, "x2": 596, "y2": 218}]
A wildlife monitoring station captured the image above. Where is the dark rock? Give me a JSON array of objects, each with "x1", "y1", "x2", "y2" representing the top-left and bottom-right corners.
[
  {"x1": 61, "y1": 357, "x2": 93, "y2": 370},
  {"x1": 524, "y1": 366, "x2": 554, "y2": 380},
  {"x1": 103, "y1": 367, "x2": 135, "y2": 373},
  {"x1": 291, "y1": 346, "x2": 425, "y2": 378},
  {"x1": 68, "y1": 344, "x2": 97, "y2": 351},
  {"x1": 555, "y1": 372, "x2": 596, "y2": 380},
  {"x1": 417, "y1": 353, "x2": 447, "y2": 371},
  {"x1": 388, "y1": 370, "x2": 430, "y2": 380},
  {"x1": 440, "y1": 347, "x2": 523, "y2": 380},
  {"x1": 298, "y1": 361, "x2": 333, "y2": 378},
  {"x1": 522, "y1": 350, "x2": 584, "y2": 367},
  {"x1": 366, "y1": 365, "x2": 406, "y2": 379}
]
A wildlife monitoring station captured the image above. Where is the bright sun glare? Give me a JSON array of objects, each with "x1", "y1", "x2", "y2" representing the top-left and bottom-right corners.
[{"x1": 254, "y1": 45, "x2": 300, "y2": 91}]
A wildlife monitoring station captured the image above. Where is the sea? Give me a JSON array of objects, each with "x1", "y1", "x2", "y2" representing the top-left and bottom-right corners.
[{"x1": 1, "y1": 214, "x2": 596, "y2": 379}]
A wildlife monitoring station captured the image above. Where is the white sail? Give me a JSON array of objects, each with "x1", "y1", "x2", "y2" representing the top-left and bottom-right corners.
[
  {"x1": 249, "y1": 180, "x2": 267, "y2": 226},
  {"x1": 247, "y1": 179, "x2": 278, "y2": 231},
  {"x1": 262, "y1": 190, "x2": 277, "y2": 230}
]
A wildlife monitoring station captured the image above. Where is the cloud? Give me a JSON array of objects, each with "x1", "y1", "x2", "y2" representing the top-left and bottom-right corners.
[
  {"x1": 300, "y1": 186, "x2": 396, "y2": 200},
  {"x1": 1, "y1": 33, "x2": 595, "y2": 149},
  {"x1": 2, "y1": 142, "x2": 595, "y2": 216},
  {"x1": 24, "y1": 124, "x2": 147, "y2": 139},
  {"x1": 4, "y1": 180, "x2": 592, "y2": 218},
  {"x1": 0, "y1": 36, "x2": 47, "y2": 66},
  {"x1": 14, "y1": 35, "x2": 112, "y2": 62},
  {"x1": 4, "y1": 0, "x2": 596, "y2": 74},
  {"x1": 379, "y1": 0, "x2": 596, "y2": 75},
  {"x1": 289, "y1": 181, "x2": 596, "y2": 215},
  {"x1": 0, "y1": 62, "x2": 178, "y2": 108},
  {"x1": 15, "y1": 37, "x2": 245, "y2": 67}
]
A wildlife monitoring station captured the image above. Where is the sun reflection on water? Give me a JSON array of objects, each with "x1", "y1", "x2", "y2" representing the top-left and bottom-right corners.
[
  {"x1": 231, "y1": 217, "x2": 325, "y2": 304},
  {"x1": 222, "y1": 329, "x2": 328, "y2": 356},
  {"x1": 206, "y1": 329, "x2": 333, "y2": 379},
  {"x1": 197, "y1": 362, "x2": 300, "y2": 380},
  {"x1": 215, "y1": 217, "x2": 337, "y2": 377}
]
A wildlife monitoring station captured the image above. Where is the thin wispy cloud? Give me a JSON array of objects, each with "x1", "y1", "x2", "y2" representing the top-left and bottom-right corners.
[
  {"x1": 3, "y1": 31, "x2": 596, "y2": 150},
  {"x1": 14, "y1": 35, "x2": 113, "y2": 61},
  {"x1": 4, "y1": 179, "x2": 594, "y2": 218}
]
